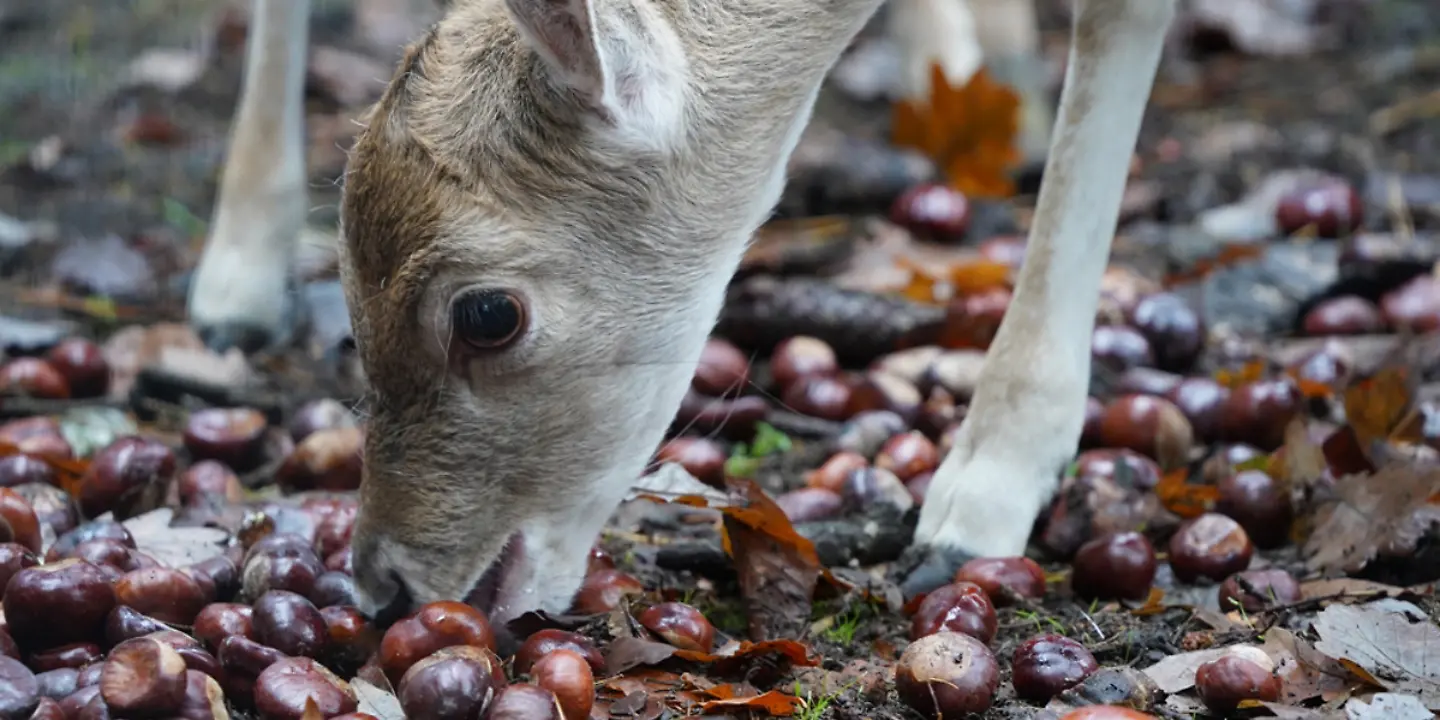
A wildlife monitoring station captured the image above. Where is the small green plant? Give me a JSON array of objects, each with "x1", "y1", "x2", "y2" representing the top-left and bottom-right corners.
[
  {"x1": 793, "y1": 679, "x2": 857, "y2": 720},
  {"x1": 162, "y1": 197, "x2": 207, "y2": 239},
  {"x1": 822, "y1": 605, "x2": 868, "y2": 645},
  {"x1": 724, "y1": 422, "x2": 792, "y2": 478}
]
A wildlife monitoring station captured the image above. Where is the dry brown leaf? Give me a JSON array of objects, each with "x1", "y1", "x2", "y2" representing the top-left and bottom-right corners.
[
  {"x1": 1155, "y1": 467, "x2": 1220, "y2": 519},
  {"x1": 1312, "y1": 603, "x2": 1440, "y2": 710},
  {"x1": 891, "y1": 65, "x2": 1022, "y2": 199},
  {"x1": 1260, "y1": 627, "x2": 1360, "y2": 706},
  {"x1": 699, "y1": 687, "x2": 802, "y2": 716},
  {"x1": 721, "y1": 479, "x2": 822, "y2": 642},
  {"x1": 1343, "y1": 364, "x2": 1423, "y2": 458},
  {"x1": 1303, "y1": 462, "x2": 1440, "y2": 576}
]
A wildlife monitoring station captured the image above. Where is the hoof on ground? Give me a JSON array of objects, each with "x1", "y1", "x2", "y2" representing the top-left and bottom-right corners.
[{"x1": 892, "y1": 543, "x2": 978, "y2": 600}]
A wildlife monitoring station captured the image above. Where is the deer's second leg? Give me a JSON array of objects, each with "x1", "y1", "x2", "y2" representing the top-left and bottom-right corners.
[
  {"x1": 187, "y1": 0, "x2": 310, "y2": 352},
  {"x1": 900, "y1": 0, "x2": 1176, "y2": 595}
]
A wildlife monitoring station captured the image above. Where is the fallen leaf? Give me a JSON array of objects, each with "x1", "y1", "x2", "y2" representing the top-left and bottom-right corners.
[
  {"x1": 352, "y1": 677, "x2": 404, "y2": 720},
  {"x1": 1213, "y1": 359, "x2": 1267, "y2": 389},
  {"x1": 1343, "y1": 692, "x2": 1434, "y2": 720},
  {"x1": 891, "y1": 65, "x2": 1022, "y2": 199},
  {"x1": 1299, "y1": 578, "x2": 1408, "y2": 601},
  {"x1": 700, "y1": 689, "x2": 802, "y2": 716},
  {"x1": 1312, "y1": 603, "x2": 1440, "y2": 709},
  {"x1": 1143, "y1": 646, "x2": 1259, "y2": 694},
  {"x1": 1343, "y1": 364, "x2": 1423, "y2": 458},
  {"x1": 1303, "y1": 462, "x2": 1440, "y2": 576},
  {"x1": 603, "y1": 636, "x2": 818, "y2": 679},
  {"x1": 721, "y1": 479, "x2": 822, "y2": 642},
  {"x1": 1155, "y1": 467, "x2": 1220, "y2": 518},
  {"x1": 1261, "y1": 627, "x2": 1359, "y2": 705},
  {"x1": 119, "y1": 508, "x2": 231, "y2": 569}
]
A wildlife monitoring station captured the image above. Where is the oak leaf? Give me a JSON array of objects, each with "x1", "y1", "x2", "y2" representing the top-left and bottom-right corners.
[{"x1": 892, "y1": 64, "x2": 1022, "y2": 199}]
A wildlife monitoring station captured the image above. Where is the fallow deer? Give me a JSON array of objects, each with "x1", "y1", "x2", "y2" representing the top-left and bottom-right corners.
[
  {"x1": 185, "y1": 0, "x2": 1052, "y2": 352},
  {"x1": 190, "y1": 0, "x2": 1176, "y2": 624}
]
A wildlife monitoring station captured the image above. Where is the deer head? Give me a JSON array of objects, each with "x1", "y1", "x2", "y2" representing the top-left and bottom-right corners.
[{"x1": 338, "y1": 0, "x2": 885, "y2": 622}]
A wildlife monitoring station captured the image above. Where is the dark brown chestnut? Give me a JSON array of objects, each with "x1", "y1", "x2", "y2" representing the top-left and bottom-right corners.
[
  {"x1": 77, "y1": 437, "x2": 177, "y2": 521},
  {"x1": 890, "y1": 183, "x2": 970, "y2": 243},
  {"x1": 0, "y1": 358, "x2": 70, "y2": 400},
  {"x1": 1275, "y1": 178, "x2": 1362, "y2": 237},
  {"x1": 530, "y1": 648, "x2": 594, "y2": 720},
  {"x1": 894, "y1": 632, "x2": 999, "y2": 717},
  {"x1": 0, "y1": 655, "x2": 39, "y2": 719},
  {"x1": 1098, "y1": 395, "x2": 1194, "y2": 470},
  {"x1": 378, "y1": 601, "x2": 496, "y2": 684},
  {"x1": 845, "y1": 371, "x2": 922, "y2": 424},
  {"x1": 638, "y1": 602, "x2": 715, "y2": 653},
  {"x1": 693, "y1": 338, "x2": 750, "y2": 397},
  {"x1": 909, "y1": 581, "x2": 997, "y2": 644},
  {"x1": 769, "y1": 337, "x2": 839, "y2": 393},
  {"x1": 251, "y1": 590, "x2": 329, "y2": 658},
  {"x1": 1091, "y1": 325, "x2": 1153, "y2": 374},
  {"x1": 1220, "y1": 378, "x2": 1302, "y2": 451},
  {"x1": 569, "y1": 569, "x2": 643, "y2": 615},
  {"x1": 1128, "y1": 293, "x2": 1204, "y2": 373},
  {"x1": 781, "y1": 374, "x2": 853, "y2": 421},
  {"x1": 1303, "y1": 295, "x2": 1384, "y2": 336},
  {"x1": 99, "y1": 637, "x2": 187, "y2": 715},
  {"x1": 397, "y1": 645, "x2": 501, "y2": 720},
  {"x1": 1071, "y1": 532, "x2": 1157, "y2": 601},
  {"x1": 27, "y1": 642, "x2": 103, "y2": 672},
  {"x1": 513, "y1": 630, "x2": 605, "y2": 675},
  {"x1": 0, "y1": 455, "x2": 55, "y2": 489},
  {"x1": 488, "y1": 685, "x2": 562, "y2": 720},
  {"x1": 653, "y1": 437, "x2": 727, "y2": 488},
  {"x1": 804, "y1": 451, "x2": 869, "y2": 493},
  {"x1": 288, "y1": 399, "x2": 358, "y2": 444},
  {"x1": 952, "y1": 557, "x2": 1045, "y2": 606},
  {"x1": 276, "y1": 427, "x2": 364, "y2": 492},
  {"x1": 0, "y1": 489, "x2": 40, "y2": 553},
  {"x1": 3, "y1": 559, "x2": 116, "y2": 652},
  {"x1": 1217, "y1": 568, "x2": 1302, "y2": 613},
  {"x1": 1011, "y1": 634, "x2": 1100, "y2": 702},
  {"x1": 1194, "y1": 650, "x2": 1281, "y2": 712},
  {"x1": 1160, "y1": 379, "x2": 1226, "y2": 446},
  {"x1": 1168, "y1": 513, "x2": 1254, "y2": 584},
  {"x1": 253, "y1": 656, "x2": 358, "y2": 719},
  {"x1": 874, "y1": 430, "x2": 939, "y2": 482},
  {"x1": 1216, "y1": 469, "x2": 1292, "y2": 549},
  {"x1": 114, "y1": 568, "x2": 209, "y2": 625},
  {"x1": 774, "y1": 487, "x2": 844, "y2": 523},
  {"x1": 1381, "y1": 275, "x2": 1440, "y2": 333},
  {"x1": 182, "y1": 407, "x2": 268, "y2": 472},
  {"x1": 45, "y1": 339, "x2": 109, "y2": 399}
]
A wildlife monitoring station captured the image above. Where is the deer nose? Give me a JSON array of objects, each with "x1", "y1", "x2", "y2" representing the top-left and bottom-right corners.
[{"x1": 366, "y1": 568, "x2": 417, "y2": 627}]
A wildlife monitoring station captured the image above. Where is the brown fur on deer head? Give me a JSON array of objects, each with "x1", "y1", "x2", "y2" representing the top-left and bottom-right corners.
[{"x1": 338, "y1": 0, "x2": 884, "y2": 621}]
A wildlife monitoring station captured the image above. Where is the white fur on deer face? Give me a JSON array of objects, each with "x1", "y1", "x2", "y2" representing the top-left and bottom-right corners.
[{"x1": 339, "y1": 0, "x2": 884, "y2": 622}]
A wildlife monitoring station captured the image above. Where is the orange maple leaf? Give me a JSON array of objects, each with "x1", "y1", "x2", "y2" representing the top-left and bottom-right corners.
[{"x1": 892, "y1": 64, "x2": 1023, "y2": 199}]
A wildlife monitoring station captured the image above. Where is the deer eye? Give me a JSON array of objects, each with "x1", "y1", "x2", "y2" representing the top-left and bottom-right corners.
[{"x1": 451, "y1": 289, "x2": 527, "y2": 350}]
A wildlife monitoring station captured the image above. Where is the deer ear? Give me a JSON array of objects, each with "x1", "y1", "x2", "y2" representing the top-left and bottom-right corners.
[{"x1": 504, "y1": 0, "x2": 616, "y2": 109}]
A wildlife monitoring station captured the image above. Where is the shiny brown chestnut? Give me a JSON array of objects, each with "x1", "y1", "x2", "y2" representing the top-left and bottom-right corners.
[
  {"x1": 1011, "y1": 634, "x2": 1100, "y2": 703},
  {"x1": 952, "y1": 557, "x2": 1045, "y2": 606},
  {"x1": 638, "y1": 602, "x2": 715, "y2": 653},
  {"x1": 1070, "y1": 532, "x2": 1156, "y2": 601},
  {"x1": 894, "y1": 632, "x2": 999, "y2": 717},
  {"x1": 45, "y1": 339, "x2": 109, "y2": 399},
  {"x1": 1168, "y1": 513, "x2": 1254, "y2": 584},
  {"x1": 378, "y1": 601, "x2": 496, "y2": 684},
  {"x1": 909, "y1": 581, "x2": 997, "y2": 644}
]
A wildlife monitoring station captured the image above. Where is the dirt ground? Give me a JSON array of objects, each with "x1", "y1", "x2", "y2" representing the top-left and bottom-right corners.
[{"x1": 3, "y1": 1, "x2": 1440, "y2": 719}]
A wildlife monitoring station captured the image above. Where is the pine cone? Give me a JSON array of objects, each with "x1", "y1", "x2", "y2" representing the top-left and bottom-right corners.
[{"x1": 716, "y1": 276, "x2": 944, "y2": 367}]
